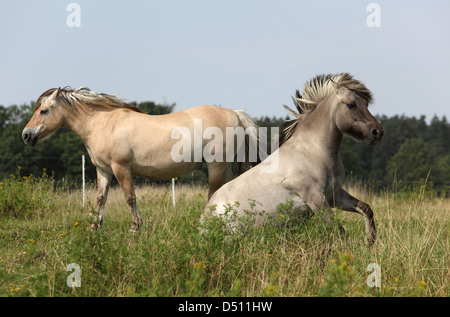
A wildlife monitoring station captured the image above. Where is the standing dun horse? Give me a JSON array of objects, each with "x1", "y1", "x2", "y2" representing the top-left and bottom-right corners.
[
  {"x1": 22, "y1": 87, "x2": 259, "y2": 231},
  {"x1": 205, "y1": 73, "x2": 384, "y2": 245}
]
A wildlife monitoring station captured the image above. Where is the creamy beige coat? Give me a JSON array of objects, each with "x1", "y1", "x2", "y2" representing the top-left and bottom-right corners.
[{"x1": 22, "y1": 87, "x2": 259, "y2": 231}]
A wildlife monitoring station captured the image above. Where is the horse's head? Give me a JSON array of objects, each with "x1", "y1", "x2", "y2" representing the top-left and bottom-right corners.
[
  {"x1": 333, "y1": 83, "x2": 383, "y2": 145},
  {"x1": 22, "y1": 88, "x2": 65, "y2": 146}
]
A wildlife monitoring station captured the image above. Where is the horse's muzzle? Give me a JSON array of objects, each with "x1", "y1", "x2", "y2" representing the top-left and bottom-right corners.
[
  {"x1": 22, "y1": 128, "x2": 39, "y2": 146},
  {"x1": 368, "y1": 127, "x2": 384, "y2": 144}
]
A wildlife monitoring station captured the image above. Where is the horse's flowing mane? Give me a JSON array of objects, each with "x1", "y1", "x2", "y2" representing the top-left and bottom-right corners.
[
  {"x1": 279, "y1": 73, "x2": 373, "y2": 145},
  {"x1": 34, "y1": 87, "x2": 144, "y2": 114}
]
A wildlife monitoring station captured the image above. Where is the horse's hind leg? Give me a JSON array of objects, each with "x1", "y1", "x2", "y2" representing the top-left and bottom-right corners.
[
  {"x1": 112, "y1": 164, "x2": 143, "y2": 232},
  {"x1": 206, "y1": 162, "x2": 234, "y2": 199},
  {"x1": 92, "y1": 168, "x2": 112, "y2": 229}
]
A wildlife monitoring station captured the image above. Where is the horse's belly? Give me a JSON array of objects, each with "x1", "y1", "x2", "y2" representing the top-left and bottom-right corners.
[{"x1": 131, "y1": 161, "x2": 200, "y2": 180}]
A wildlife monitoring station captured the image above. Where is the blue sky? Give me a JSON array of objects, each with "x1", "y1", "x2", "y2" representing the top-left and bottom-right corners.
[{"x1": 1, "y1": 0, "x2": 449, "y2": 121}]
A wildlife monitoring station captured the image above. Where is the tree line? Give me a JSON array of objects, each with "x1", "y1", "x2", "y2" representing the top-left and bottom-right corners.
[{"x1": 1, "y1": 101, "x2": 449, "y2": 192}]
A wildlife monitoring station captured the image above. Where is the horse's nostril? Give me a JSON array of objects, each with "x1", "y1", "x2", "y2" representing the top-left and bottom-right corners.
[
  {"x1": 22, "y1": 130, "x2": 36, "y2": 145},
  {"x1": 372, "y1": 129, "x2": 379, "y2": 137}
]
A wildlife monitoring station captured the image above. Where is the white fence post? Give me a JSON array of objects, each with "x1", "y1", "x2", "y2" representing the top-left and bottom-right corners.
[
  {"x1": 82, "y1": 155, "x2": 85, "y2": 208},
  {"x1": 172, "y1": 177, "x2": 176, "y2": 207}
]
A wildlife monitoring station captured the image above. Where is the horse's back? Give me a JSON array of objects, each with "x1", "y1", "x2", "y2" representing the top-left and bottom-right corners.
[{"x1": 182, "y1": 105, "x2": 240, "y2": 127}]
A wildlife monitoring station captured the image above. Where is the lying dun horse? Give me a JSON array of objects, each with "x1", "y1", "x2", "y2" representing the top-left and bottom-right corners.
[
  {"x1": 205, "y1": 73, "x2": 384, "y2": 245},
  {"x1": 22, "y1": 87, "x2": 259, "y2": 231}
]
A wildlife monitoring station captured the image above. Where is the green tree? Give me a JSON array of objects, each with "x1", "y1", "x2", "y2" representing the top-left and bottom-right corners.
[
  {"x1": 426, "y1": 116, "x2": 450, "y2": 159},
  {"x1": 340, "y1": 136, "x2": 371, "y2": 180},
  {"x1": 387, "y1": 138, "x2": 432, "y2": 183},
  {"x1": 436, "y1": 155, "x2": 450, "y2": 185},
  {"x1": 129, "y1": 101, "x2": 175, "y2": 115},
  {"x1": 370, "y1": 115, "x2": 427, "y2": 182}
]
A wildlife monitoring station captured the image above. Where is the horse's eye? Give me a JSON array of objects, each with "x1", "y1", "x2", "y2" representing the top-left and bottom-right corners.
[
  {"x1": 40, "y1": 109, "x2": 49, "y2": 115},
  {"x1": 347, "y1": 103, "x2": 357, "y2": 110}
]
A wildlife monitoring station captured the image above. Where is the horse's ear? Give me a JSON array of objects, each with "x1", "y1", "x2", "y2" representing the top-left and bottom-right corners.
[
  {"x1": 51, "y1": 87, "x2": 62, "y2": 99},
  {"x1": 329, "y1": 78, "x2": 339, "y2": 90},
  {"x1": 55, "y1": 87, "x2": 62, "y2": 98},
  {"x1": 330, "y1": 78, "x2": 346, "y2": 95}
]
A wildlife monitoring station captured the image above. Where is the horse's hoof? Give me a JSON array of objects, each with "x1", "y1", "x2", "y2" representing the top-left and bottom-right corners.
[
  {"x1": 129, "y1": 227, "x2": 140, "y2": 233},
  {"x1": 90, "y1": 223, "x2": 99, "y2": 230},
  {"x1": 366, "y1": 236, "x2": 376, "y2": 246},
  {"x1": 129, "y1": 219, "x2": 143, "y2": 233}
]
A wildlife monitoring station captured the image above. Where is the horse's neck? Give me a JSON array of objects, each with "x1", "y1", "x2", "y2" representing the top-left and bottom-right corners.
[
  {"x1": 61, "y1": 107, "x2": 97, "y2": 144},
  {"x1": 292, "y1": 101, "x2": 343, "y2": 160}
]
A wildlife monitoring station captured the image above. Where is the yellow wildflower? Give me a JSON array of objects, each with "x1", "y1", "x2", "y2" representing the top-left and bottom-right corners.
[
  {"x1": 263, "y1": 284, "x2": 279, "y2": 296},
  {"x1": 193, "y1": 261, "x2": 206, "y2": 270}
]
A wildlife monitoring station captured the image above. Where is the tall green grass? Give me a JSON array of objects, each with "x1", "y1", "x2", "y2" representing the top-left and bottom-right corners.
[{"x1": 0, "y1": 171, "x2": 448, "y2": 297}]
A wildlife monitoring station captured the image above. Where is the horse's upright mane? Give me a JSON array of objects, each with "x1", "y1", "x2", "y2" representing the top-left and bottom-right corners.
[
  {"x1": 34, "y1": 87, "x2": 144, "y2": 114},
  {"x1": 279, "y1": 73, "x2": 373, "y2": 145}
]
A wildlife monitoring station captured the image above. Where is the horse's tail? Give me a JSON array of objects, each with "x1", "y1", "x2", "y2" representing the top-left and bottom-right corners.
[{"x1": 234, "y1": 110, "x2": 262, "y2": 174}]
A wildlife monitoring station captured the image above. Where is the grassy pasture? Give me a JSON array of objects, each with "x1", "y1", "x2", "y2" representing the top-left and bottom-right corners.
[{"x1": 0, "y1": 170, "x2": 448, "y2": 297}]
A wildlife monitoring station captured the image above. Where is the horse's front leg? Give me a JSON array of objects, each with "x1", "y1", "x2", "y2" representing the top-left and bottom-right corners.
[
  {"x1": 112, "y1": 164, "x2": 143, "y2": 232},
  {"x1": 304, "y1": 189, "x2": 335, "y2": 227},
  {"x1": 92, "y1": 168, "x2": 112, "y2": 229},
  {"x1": 333, "y1": 188, "x2": 377, "y2": 246}
]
